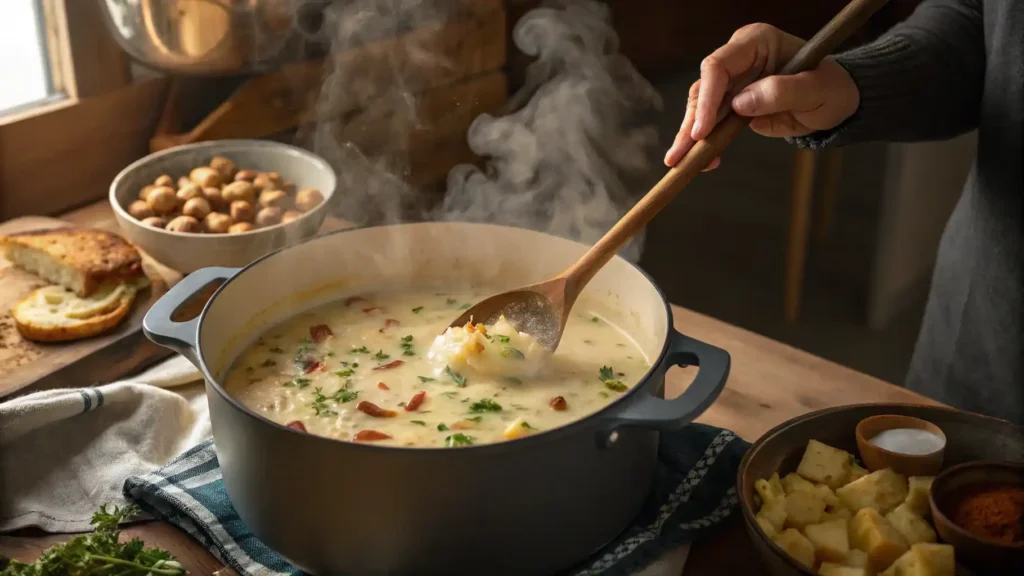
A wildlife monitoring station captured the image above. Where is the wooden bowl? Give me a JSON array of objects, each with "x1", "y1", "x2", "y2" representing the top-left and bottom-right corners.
[
  {"x1": 737, "y1": 403, "x2": 1024, "y2": 576},
  {"x1": 855, "y1": 414, "x2": 946, "y2": 476},
  {"x1": 929, "y1": 461, "x2": 1024, "y2": 571}
]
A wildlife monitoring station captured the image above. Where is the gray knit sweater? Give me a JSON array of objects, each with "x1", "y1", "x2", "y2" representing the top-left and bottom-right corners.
[{"x1": 796, "y1": 0, "x2": 1023, "y2": 424}]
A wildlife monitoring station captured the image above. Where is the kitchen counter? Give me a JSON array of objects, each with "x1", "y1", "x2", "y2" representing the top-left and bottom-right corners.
[{"x1": 0, "y1": 201, "x2": 937, "y2": 575}]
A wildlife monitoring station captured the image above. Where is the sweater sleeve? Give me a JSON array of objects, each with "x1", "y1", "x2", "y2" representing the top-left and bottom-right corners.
[{"x1": 791, "y1": 0, "x2": 985, "y2": 150}]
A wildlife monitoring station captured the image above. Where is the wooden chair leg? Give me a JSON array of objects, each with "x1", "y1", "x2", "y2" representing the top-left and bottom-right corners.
[
  {"x1": 784, "y1": 149, "x2": 817, "y2": 322},
  {"x1": 814, "y1": 148, "x2": 843, "y2": 241}
]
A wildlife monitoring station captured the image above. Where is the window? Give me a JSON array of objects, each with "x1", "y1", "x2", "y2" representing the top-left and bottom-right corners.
[
  {"x1": 0, "y1": 0, "x2": 167, "y2": 221},
  {"x1": 0, "y1": 0, "x2": 55, "y2": 114}
]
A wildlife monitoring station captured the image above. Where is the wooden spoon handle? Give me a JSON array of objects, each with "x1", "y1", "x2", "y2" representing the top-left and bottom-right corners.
[{"x1": 561, "y1": 0, "x2": 890, "y2": 293}]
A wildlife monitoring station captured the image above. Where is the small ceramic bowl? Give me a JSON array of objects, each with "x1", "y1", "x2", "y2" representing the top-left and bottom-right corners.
[
  {"x1": 855, "y1": 414, "x2": 946, "y2": 476},
  {"x1": 110, "y1": 140, "x2": 336, "y2": 273},
  {"x1": 929, "y1": 461, "x2": 1024, "y2": 571}
]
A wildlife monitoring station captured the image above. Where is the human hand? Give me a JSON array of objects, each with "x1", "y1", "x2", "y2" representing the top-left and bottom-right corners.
[{"x1": 663, "y1": 23, "x2": 860, "y2": 170}]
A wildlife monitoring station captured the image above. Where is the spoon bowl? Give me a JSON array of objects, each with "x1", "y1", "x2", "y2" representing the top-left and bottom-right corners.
[{"x1": 446, "y1": 279, "x2": 569, "y2": 350}]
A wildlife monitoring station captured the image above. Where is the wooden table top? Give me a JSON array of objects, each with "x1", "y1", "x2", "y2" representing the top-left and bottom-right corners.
[{"x1": 0, "y1": 202, "x2": 936, "y2": 575}]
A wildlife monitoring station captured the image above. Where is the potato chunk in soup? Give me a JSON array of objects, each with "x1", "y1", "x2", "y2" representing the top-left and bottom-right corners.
[{"x1": 225, "y1": 289, "x2": 649, "y2": 447}]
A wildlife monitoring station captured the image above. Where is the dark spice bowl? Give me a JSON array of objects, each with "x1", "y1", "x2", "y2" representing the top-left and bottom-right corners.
[
  {"x1": 929, "y1": 461, "x2": 1024, "y2": 572},
  {"x1": 737, "y1": 404, "x2": 1024, "y2": 576}
]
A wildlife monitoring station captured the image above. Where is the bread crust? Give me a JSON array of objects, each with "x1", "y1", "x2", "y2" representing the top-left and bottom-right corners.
[
  {"x1": 0, "y1": 228, "x2": 143, "y2": 297},
  {"x1": 12, "y1": 286, "x2": 136, "y2": 343}
]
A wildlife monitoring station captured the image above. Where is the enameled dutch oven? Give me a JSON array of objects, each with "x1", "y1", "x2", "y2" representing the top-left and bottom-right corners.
[{"x1": 143, "y1": 222, "x2": 730, "y2": 576}]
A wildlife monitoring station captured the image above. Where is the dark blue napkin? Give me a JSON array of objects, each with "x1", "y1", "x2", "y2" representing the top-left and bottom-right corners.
[{"x1": 124, "y1": 424, "x2": 749, "y2": 576}]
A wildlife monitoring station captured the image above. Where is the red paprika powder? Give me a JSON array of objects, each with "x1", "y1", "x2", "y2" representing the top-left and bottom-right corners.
[{"x1": 951, "y1": 484, "x2": 1024, "y2": 544}]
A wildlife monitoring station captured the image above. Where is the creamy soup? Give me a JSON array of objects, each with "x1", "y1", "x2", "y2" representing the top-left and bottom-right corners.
[{"x1": 225, "y1": 289, "x2": 650, "y2": 447}]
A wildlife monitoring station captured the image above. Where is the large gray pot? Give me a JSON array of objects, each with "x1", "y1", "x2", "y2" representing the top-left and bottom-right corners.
[{"x1": 144, "y1": 223, "x2": 730, "y2": 575}]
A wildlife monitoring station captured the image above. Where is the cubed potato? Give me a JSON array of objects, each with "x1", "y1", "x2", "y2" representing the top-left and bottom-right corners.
[
  {"x1": 774, "y1": 528, "x2": 816, "y2": 570},
  {"x1": 783, "y1": 472, "x2": 817, "y2": 494},
  {"x1": 819, "y1": 563, "x2": 870, "y2": 576},
  {"x1": 850, "y1": 508, "x2": 909, "y2": 570},
  {"x1": 847, "y1": 463, "x2": 870, "y2": 485},
  {"x1": 822, "y1": 506, "x2": 854, "y2": 523},
  {"x1": 879, "y1": 543, "x2": 954, "y2": 576},
  {"x1": 885, "y1": 503, "x2": 937, "y2": 545},
  {"x1": 842, "y1": 549, "x2": 870, "y2": 569},
  {"x1": 903, "y1": 476, "x2": 934, "y2": 517},
  {"x1": 757, "y1": 472, "x2": 787, "y2": 502},
  {"x1": 785, "y1": 489, "x2": 828, "y2": 529},
  {"x1": 804, "y1": 518, "x2": 850, "y2": 562},
  {"x1": 756, "y1": 514, "x2": 779, "y2": 539},
  {"x1": 797, "y1": 440, "x2": 855, "y2": 488},
  {"x1": 759, "y1": 496, "x2": 788, "y2": 532},
  {"x1": 837, "y1": 468, "x2": 909, "y2": 513}
]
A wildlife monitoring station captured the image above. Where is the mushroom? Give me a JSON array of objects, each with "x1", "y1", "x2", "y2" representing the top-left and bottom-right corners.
[
  {"x1": 146, "y1": 186, "x2": 178, "y2": 215},
  {"x1": 295, "y1": 188, "x2": 324, "y2": 212},
  {"x1": 234, "y1": 169, "x2": 258, "y2": 182},
  {"x1": 230, "y1": 200, "x2": 254, "y2": 222},
  {"x1": 258, "y1": 189, "x2": 292, "y2": 209},
  {"x1": 183, "y1": 197, "x2": 212, "y2": 220},
  {"x1": 166, "y1": 215, "x2": 201, "y2": 233},
  {"x1": 209, "y1": 156, "x2": 237, "y2": 180},
  {"x1": 154, "y1": 174, "x2": 174, "y2": 187},
  {"x1": 229, "y1": 222, "x2": 254, "y2": 234},
  {"x1": 141, "y1": 216, "x2": 168, "y2": 229},
  {"x1": 204, "y1": 212, "x2": 234, "y2": 234},
  {"x1": 222, "y1": 181, "x2": 256, "y2": 204},
  {"x1": 128, "y1": 200, "x2": 154, "y2": 220},
  {"x1": 176, "y1": 183, "x2": 204, "y2": 202},
  {"x1": 255, "y1": 206, "x2": 283, "y2": 228},
  {"x1": 190, "y1": 166, "x2": 222, "y2": 188}
]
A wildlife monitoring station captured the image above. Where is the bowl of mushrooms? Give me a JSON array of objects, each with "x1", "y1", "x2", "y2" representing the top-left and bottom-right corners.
[{"x1": 110, "y1": 140, "x2": 336, "y2": 273}]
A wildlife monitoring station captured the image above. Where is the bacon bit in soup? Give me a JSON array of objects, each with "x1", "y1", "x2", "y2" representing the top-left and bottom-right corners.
[
  {"x1": 405, "y1": 391, "x2": 426, "y2": 411},
  {"x1": 373, "y1": 359, "x2": 405, "y2": 371},
  {"x1": 465, "y1": 321, "x2": 477, "y2": 333},
  {"x1": 550, "y1": 396, "x2": 568, "y2": 411},
  {"x1": 377, "y1": 382, "x2": 390, "y2": 390},
  {"x1": 354, "y1": 429, "x2": 392, "y2": 442},
  {"x1": 357, "y1": 401, "x2": 397, "y2": 418},
  {"x1": 303, "y1": 361, "x2": 324, "y2": 374},
  {"x1": 286, "y1": 420, "x2": 307, "y2": 432},
  {"x1": 472, "y1": 341, "x2": 486, "y2": 354},
  {"x1": 379, "y1": 318, "x2": 400, "y2": 333},
  {"x1": 344, "y1": 295, "x2": 366, "y2": 306},
  {"x1": 362, "y1": 307, "x2": 381, "y2": 314},
  {"x1": 309, "y1": 324, "x2": 333, "y2": 343}
]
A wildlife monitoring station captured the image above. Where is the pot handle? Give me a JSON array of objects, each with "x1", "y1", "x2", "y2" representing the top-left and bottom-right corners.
[
  {"x1": 599, "y1": 330, "x2": 730, "y2": 448},
  {"x1": 142, "y1": 267, "x2": 239, "y2": 365}
]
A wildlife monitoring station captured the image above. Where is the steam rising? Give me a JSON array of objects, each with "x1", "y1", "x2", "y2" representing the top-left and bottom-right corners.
[{"x1": 304, "y1": 0, "x2": 662, "y2": 262}]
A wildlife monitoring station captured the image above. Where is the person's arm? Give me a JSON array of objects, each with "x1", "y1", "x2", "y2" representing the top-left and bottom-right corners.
[{"x1": 794, "y1": 0, "x2": 985, "y2": 149}]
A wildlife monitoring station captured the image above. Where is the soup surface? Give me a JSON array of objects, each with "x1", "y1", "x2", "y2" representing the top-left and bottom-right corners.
[{"x1": 225, "y1": 289, "x2": 650, "y2": 447}]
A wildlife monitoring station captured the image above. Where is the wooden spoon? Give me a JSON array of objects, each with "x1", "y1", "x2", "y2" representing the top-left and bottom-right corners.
[{"x1": 448, "y1": 0, "x2": 890, "y2": 350}]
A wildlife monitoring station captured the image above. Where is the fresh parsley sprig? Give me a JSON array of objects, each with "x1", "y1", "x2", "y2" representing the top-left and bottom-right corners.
[{"x1": 0, "y1": 504, "x2": 184, "y2": 575}]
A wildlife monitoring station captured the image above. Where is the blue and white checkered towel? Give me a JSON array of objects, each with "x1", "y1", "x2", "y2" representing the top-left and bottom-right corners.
[{"x1": 124, "y1": 423, "x2": 749, "y2": 576}]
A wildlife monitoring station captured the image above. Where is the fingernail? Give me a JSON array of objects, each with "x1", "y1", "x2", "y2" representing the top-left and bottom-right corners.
[
  {"x1": 664, "y1": 150, "x2": 677, "y2": 166},
  {"x1": 690, "y1": 120, "x2": 703, "y2": 139},
  {"x1": 733, "y1": 91, "x2": 754, "y2": 114}
]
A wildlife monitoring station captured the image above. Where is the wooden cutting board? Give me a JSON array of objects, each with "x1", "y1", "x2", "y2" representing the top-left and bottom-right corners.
[{"x1": 0, "y1": 216, "x2": 183, "y2": 398}]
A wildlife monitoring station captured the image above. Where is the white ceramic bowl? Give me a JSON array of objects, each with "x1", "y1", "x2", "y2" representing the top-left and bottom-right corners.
[{"x1": 110, "y1": 140, "x2": 336, "y2": 273}]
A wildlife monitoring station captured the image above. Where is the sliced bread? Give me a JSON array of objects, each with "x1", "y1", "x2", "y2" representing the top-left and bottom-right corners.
[{"x1": 0, "y1": 228, "x2": 143, "y2": 297}]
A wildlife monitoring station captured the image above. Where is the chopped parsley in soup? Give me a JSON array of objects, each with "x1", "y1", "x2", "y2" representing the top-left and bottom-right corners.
[{"x1": 225, "y1": 290, "x2": 649, "y2": 447}]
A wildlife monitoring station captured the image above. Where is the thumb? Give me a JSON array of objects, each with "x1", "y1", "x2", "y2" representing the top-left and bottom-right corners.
[{"x1": 730, "y1": 71, "x2": 827, "y2": 117}]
